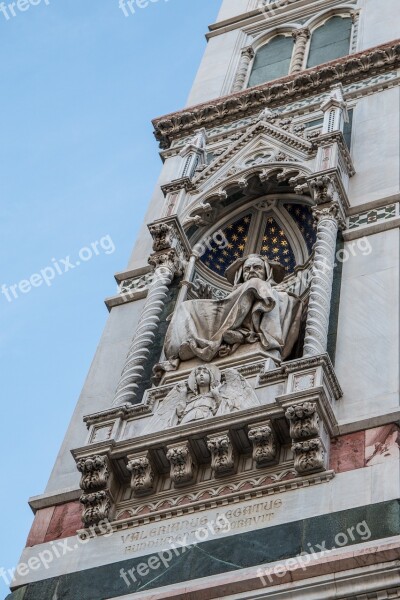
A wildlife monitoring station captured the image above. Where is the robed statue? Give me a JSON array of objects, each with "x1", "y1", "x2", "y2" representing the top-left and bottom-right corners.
[{"x1": 161, "y1": 254, "x2": 302, "y2": 372}]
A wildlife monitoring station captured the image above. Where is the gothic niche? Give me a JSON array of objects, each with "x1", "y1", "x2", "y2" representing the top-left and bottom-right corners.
[
  {"x1": 153, "y1": 191, "x2": 317, "y2": 376},
  {"x1": 143, "y1": 365, "x2": 260, "y2": 433}
]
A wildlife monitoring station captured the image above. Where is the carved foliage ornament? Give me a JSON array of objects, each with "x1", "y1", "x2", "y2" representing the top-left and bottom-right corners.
[
  {"x1": 80, "y1": 491, "x2": 112, "y2": 528},
  {"x1": 77, "y1": 455, "x2": 113, "y2": 526},
  {"x1": 127, "y1": 455, "x2": 156, "y2": 496},
  {"x1": 285, "y1": 402, "x2": 319, "y2": 440},
  {"x1": 248, "y1": 422, "x2": 279, "y2": 467},
  {"x1": 166, "y1": 443, "x2": 196, "y2": 486},
  {"x1": 77, "y1": 455, "x2": 109, "y2": 493},
  {"x1": 207, "y1": 433, "x2": 236, "y2": 477},
  {"x1": 292, "y1": 439, "x2": 325, "y2": 474}
]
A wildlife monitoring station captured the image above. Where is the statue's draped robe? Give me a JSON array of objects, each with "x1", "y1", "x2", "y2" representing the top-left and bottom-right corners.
[{"x1": 165, "y1": 278, "x2": 302, "y2": 363}]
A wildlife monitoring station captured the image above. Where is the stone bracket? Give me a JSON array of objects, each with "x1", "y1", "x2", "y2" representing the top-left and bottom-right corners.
[
  {"x1": 248, "y1": 420, "x2": 280, "y2": 468},
  {"x1": 75, "y1": 454, "x2": 117, "y2": 528},
  {"x1": 206, "y1": 431, "x2": 237, "y2": 477},
  {"x1": 127, "y1": 451, "x2": 157, "y2": 497},
  {"x1": 166, "y1": 441, "x2": 197, "y2": 487},
  {"x1": 285, "y1": 402, "x2": 329, "y2": 475}
]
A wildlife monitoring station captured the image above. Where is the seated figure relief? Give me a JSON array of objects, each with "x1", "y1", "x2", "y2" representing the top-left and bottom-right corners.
[
  {"x1": 159, "y1": 254, "x2": 302, "y2": 373},
  {"x1": 143, "y1": 365, "x2": 260, "y2": 432}
]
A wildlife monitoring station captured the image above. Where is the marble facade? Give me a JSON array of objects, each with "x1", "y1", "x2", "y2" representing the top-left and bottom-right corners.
[{"x1": 7, "y1": 0, "x2": 400, "y2": 599}]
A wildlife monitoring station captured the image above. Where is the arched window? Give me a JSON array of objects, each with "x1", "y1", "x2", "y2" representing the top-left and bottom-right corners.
[
  {"x1": 248, "y1": 35, "x2": 293, "y2": 87},
  {"x1": 307, "y1": 16, "x2": 352, "y2": 69},
  {"x1": 199, "y1": 203, "x2": 316, "y2": 279}
]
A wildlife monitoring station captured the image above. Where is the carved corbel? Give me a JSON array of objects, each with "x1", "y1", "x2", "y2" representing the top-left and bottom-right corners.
[
  {"x1": 248, "y1": 421, "x2": 279, "y2": 467},
  {"x1": 76, "y1": 455, "x2": 114, "y2": 526},
  {"x1": 166, "y1": 442, "x2": 197, "y2": 487},
  {"x1": 207, "y1": 432, "x2": 237, "y2": 477},
  {"x1": 80, "y1": 491, "x2": 113, "y2": 528},
  {"x1": 285, "y1": 402, "x2": 319, "y2": 440},
  {"x1": 148, "y1": 222, "x2": 174, "y2": 252},
  {"x1": 77, "y1": 455, "x2": 110, "y2": 492},
  {"x1": 292, "y1": 439, "x2": 325, "y2": 474},
  {"x1": 127, "y1": 452, "x2": 157, "y2": 497}
]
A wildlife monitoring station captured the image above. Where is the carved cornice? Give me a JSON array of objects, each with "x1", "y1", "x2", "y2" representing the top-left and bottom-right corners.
[
  {"x1": 161, "y1": 177, "x2": 196, "y2": 196},
  {"x1": 153, "y1": 40, "x2": 400, "y2": 148}
]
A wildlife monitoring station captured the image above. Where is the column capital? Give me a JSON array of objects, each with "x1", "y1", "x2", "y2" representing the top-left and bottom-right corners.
[
  {"x1": 241, "y1": 45, "x2": 255, "y2": 59},
  {"x1": 312, "y1": 201, "x2": 346, "y2": 230},
  {"x1": 292, "y1": 27, "x2": 310, "y2": 41},
  {"x1": 148, "y1": 215, "x2": 191, "y2": 278}
]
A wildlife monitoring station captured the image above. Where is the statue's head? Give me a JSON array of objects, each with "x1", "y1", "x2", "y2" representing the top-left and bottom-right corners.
[
  {"x1": 225, "y1": 254, "x2": 286, "y2": 286},
  {"x1": 242, "y1": 256, "x2": 268, "y2": 282},
  {"x1": 194, "y1": 365, "x2": 212, "y2": 388},
  {"x1": 188, "y1": 364, "x2": 221, "y2": 394}
]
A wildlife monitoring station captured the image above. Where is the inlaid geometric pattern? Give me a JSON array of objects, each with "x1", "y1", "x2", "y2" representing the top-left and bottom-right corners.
[
  {"x1": 348, "y1": 204, "x2": 397, "y2": 230},
  {"x1": 200, "y1": 214, "x2": 252, "y2": 274},
  {"x1": 259, "y1": 216, "x2": 296, "y2": 273},
  {"x1": 284, "y1": 203, "x2": 316, "y2": 254}
]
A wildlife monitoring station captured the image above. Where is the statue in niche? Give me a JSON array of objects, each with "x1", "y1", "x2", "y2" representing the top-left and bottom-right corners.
[
  {"x1": 159, "y1": 254, "x2": 302, "y2": 372},
  {"x1": 143, "y1": 365, "x2": 260, "y2": 432}
]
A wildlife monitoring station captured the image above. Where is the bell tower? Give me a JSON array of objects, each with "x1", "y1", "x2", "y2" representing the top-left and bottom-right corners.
[{"x1": 8, "y1": 1, "x2": 400, "y2": 599}]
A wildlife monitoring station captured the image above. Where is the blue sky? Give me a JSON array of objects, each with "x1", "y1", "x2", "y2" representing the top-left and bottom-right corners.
[{"x1": 0, "y1": 0, "x2": 220, "y2": 596}]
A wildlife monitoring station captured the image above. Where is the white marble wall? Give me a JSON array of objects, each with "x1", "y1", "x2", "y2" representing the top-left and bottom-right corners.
[
  {"x1": 349, "y1": 87, "x2": 400, "y2": 208},
  {"x1": 335, "y1": 229, "x2": 400, "y2": 425},
  {"x1": 358, "y1": 0, "x2": 400, "y2": 51}
]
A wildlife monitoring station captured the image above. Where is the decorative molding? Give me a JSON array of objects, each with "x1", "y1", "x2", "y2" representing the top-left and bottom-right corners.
[
  {"x1": 153, "y1": 40, "x2": 400, "y2": 148},
  {"x1": 114, "y1": 469, "x2": 335, "y2": 527},
  {"x1": 248, "y1": 421, "x2": 279, "y2": 467}
]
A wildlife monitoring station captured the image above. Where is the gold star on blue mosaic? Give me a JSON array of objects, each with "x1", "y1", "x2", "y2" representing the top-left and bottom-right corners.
[
  {"x1": 259, "y1": 217, "x2": 296, "y2": 273},
  {"x1": 200, "y1": 214, "x2": 252, "y2": 275},
  {"x1": 284, "y1": 203, "x2": 316, "y2": 254}
]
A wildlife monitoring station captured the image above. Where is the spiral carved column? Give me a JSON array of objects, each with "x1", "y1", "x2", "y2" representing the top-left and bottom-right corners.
[
  {"x1": 113, "y1": 219, "x2": 188, "y2": 406},
  {"x1": 232, "y1": 46, "x2": 255, "y2": 93},
  {"x1": 303, "y1": 204, "x2": 342, "y2": 357},
  {"x1": 113, "y1": 264, "x2": 174, "y2": 406},
  {"x1": 290, "y1": 28, "x2": 310, "y2": 74}
]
